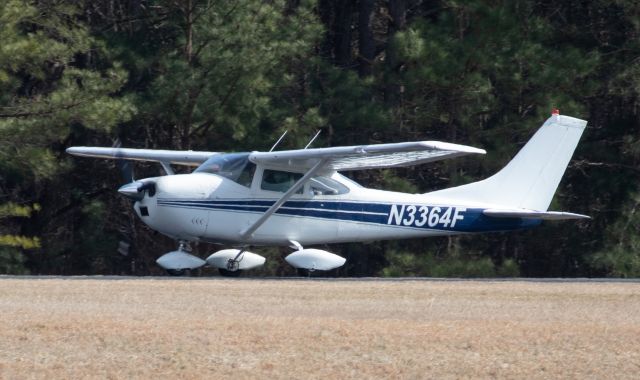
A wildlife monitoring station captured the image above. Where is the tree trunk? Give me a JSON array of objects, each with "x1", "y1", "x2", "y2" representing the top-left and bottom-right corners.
[
  {"x1": 358, "y1": 0, "x2": 375, "y2": 77},
  {"x1": 384, "y1": 0, "x2": 407, "y2": 107},
  {"x1": 388, "y1": 0, "x2": 407, "y2": 35},
  {"x1": 185, "y1": 0, "x2": 194, "y2": 63},
  {"x1": 334, "y1": 0, "x2": 354, "y2": 68}
]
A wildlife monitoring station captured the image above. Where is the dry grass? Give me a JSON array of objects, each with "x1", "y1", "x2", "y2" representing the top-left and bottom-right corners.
[{"x1": 0, "y1": 278, "x2": 639, "y2": 379}]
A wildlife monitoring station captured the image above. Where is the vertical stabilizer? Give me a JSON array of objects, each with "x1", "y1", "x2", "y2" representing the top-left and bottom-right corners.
[{"x1": 428, "y1": 113, "x2": 587, "y2": 211}]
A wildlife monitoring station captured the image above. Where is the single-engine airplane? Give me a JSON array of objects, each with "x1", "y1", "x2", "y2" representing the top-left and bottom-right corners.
[{"x1": 67, "y1": 110, "x2": 589, "y2": 276}]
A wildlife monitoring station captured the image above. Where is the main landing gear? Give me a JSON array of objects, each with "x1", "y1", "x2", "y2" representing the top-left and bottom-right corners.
[
  {"x1": 205, "y1": 248, "x2": 266, "y2": 277},
  {"x1": 154, "y1": 240, "x2": 347, "y2": 277},
  {"x1": 218, "y1": 248, "x2": 246, "y2": 277}
]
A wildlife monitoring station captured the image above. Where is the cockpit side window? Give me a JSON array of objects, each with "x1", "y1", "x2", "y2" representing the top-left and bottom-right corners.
[
  {"x1": 261, "y1": 169, "x2": 303, "y2": 193},
  {"x1": 236, "y1": 162, "x2": 256, "y2": 188}
]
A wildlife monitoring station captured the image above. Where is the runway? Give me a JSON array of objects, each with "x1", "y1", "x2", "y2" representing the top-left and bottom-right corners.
[
  {"x1": 1, "y1": 274, "x2": 639, "y2": 283},
  {"x1": 1, "y1": 276, "x2": 638, "y2": 378}
]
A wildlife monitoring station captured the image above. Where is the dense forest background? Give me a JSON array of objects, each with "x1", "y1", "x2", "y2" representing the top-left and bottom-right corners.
[{"x1": 1, "y1": 0, "x2": 639, "y2": 277}]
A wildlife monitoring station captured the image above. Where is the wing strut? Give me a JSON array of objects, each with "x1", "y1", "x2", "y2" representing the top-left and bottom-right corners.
[
  {"x1": 240, "y1": 159, "x2": 328, "y2": 239},
  {"x1": 160, "y1": 162, "x2": 175, "y2": 175}
]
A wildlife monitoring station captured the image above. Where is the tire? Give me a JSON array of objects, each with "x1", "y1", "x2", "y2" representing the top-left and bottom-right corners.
[
  {"x1": 297, "y1": 268, "x2": 312, "y2": 277},
  {"x1": 166, "y1": 269, "x2": 186, "y2": 276},
  {"x1": 218, "y1": 268, "x2": 242, "y2": 277}
]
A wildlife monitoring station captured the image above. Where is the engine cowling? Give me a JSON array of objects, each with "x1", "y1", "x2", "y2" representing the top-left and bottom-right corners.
[
  {"x1": 156, "y1": 250, "x2": 206, "y2": 270},
  {"x1": 285, "y1": 249, "x2": 346, "y2": 271},
  {"x1": 206, "y1": 249, "x2": 266, "y2": 270}
]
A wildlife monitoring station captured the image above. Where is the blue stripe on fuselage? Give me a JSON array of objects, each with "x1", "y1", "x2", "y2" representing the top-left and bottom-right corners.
[{"x1": 156, "y1": 199, "x2": 541, "y2": 233}]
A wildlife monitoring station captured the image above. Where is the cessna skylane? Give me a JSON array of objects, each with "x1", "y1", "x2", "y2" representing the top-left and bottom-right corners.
[{"x1": 67, "y1": 110, "x2": 589, "y2": 276}]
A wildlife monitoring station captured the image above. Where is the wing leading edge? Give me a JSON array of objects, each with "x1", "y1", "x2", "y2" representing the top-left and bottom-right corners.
[
  {"x1": 250, "y1": 141, "x2": 486, "y2": 171},
  {"x1": 68, "y1": 140, "x2": 485, "y2": 170},
  {"x1": 66, "y1": 147, "x2": 216, "y2": 166}
]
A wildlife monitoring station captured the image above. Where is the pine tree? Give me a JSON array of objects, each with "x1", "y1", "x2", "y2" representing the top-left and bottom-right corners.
[{"x1": 0, "y1": 0, "x2": 135, "y2": 273}]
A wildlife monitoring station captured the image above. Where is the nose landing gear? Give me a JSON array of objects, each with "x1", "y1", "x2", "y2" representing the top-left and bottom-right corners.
[{"x1": 156, "y1": 240, "x2": 206, "y2": 276}]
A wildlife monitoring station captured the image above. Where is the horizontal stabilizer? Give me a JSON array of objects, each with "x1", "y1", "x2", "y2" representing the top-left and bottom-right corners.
[{"x1": 483, "y1": 209, "x2": 590, "y2": 220}]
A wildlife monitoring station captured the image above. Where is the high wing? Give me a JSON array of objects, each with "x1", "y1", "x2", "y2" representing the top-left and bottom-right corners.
[
  {"x1": 250, "y1": 141, "x2": 486, "y2": 171},
  {"x1": 68, "y1": 140, "x2": 485, "y2": 170},
  {"x1": 66, "y1": 147, "x2": 216, "y2": 166},
  {"x1": 241, "y1": 141, "x2": 485, "y2": 238}
]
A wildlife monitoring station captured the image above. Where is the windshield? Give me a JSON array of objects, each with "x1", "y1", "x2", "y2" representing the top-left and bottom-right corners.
[{"x1": 194, "y1": 153, "x2": 255, "y2": 187}]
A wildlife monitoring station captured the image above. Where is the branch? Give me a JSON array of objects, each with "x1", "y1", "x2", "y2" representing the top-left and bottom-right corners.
[
  {"x1": 0, "y1": 101, "x2": 84, "y2": 118},
  {"x1": 571, "y1": 159, "x2": 640, "y2": 174}
]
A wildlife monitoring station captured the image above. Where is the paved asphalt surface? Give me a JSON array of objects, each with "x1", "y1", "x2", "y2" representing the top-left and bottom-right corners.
[{"x1": 0, "y1": 275, "x2": 638, "y2": 283}]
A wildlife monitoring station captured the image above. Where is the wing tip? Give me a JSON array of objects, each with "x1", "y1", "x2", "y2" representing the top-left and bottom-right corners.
[
  {"x1": 66, "y1": 146, "x2": 115, "y2": 157},
  {"x1": 66, "y1": 147, "x2": 87, "y2": 156},
  {"x1": 422, "y1": 141, "x2": 486, "y2": 155}
]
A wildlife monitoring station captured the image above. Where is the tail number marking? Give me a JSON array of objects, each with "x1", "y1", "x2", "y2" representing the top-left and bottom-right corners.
[{"x1": 387, "y1": 205, "x2": 466, "y2": 228}]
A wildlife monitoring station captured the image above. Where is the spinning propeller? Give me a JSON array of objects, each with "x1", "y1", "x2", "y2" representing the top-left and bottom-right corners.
[{"x1": 113, "y1": 139, "x2": 156, "y2": 201}]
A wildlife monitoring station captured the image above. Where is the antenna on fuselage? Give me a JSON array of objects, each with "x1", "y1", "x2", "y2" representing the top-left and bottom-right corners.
[
  {"x1": 269, "y1": 130, "x2": 288, "y2": 152},
  {"x1": 304, "y1": 130, "x2": 322, "y2": 149}
]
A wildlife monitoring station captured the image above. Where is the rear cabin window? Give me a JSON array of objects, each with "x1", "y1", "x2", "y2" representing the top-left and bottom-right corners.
[
  {"x1": 261, "y1": 169, "x2": 303, "y2": 193},
  {"x1": 309, "y1": 176, "x2": 349, "y2": 195}
]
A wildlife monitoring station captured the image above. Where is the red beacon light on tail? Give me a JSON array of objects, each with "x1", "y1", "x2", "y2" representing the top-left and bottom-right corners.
[{"x1": 551, "y1": 108, "x2": 560, "y2": 116}]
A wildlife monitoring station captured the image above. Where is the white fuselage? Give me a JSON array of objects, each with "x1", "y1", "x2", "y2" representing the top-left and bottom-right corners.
[{"x1": 133, "y1": 170, "x2": 537, "y2": 247}]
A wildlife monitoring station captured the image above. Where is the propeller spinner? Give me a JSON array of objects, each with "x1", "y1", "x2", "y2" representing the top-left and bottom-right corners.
[{"x1": 118, "y1": 181, "x2": 156, "y2": 201}]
